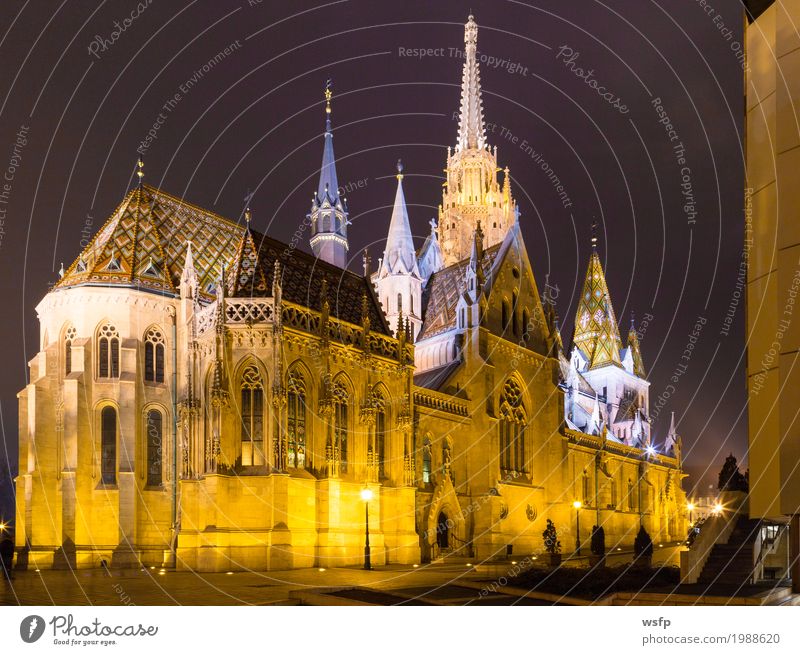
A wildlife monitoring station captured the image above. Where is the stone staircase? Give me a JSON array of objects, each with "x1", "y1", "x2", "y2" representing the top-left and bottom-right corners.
[{"x1": 697, "y1": 517, "x2": 761, "y2": 586}]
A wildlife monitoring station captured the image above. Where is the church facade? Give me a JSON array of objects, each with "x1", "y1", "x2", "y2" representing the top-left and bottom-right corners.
[{"x1": 15, "y1": 16, "x2": 686, "y2": 572}]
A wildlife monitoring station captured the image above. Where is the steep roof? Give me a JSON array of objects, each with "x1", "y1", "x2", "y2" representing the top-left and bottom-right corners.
[
  {"x1": 572, "y1": 250, "x2": 623, "y2": 369},
  {"x1": 418, "y1": 243, "x2": 501, "y2": 339},
  {"x1": 57, "y1": 184, "x2": 391, "y2": 335},
  {"x1": 378, "y1": 166, "x2": 419, "y2": 277}
]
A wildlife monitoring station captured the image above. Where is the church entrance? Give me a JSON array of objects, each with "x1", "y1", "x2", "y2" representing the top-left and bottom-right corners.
[{"x1": 437, "y1": 512, "x2": 449, "y2": 549}]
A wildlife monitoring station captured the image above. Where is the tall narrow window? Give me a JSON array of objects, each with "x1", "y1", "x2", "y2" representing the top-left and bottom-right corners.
[
  {"x1": 240, "y1": 365, "x2": 265, "y2": 466},
  {"x1": 144, "y1": 327, "x2": 165, "y2": 383},
  {"x1": 627, "y1": 478, "x2": 634, "y2": 511},
  {"x1": 64, "y1": 325, "x2": 76, "y2": 375},
  {"x1": 582, "y1": 472, "x2": 591, "y2": 506},
  {"x1": 101, "y1": 406, "x2": 117, "y2": 484},
  {"x1": 333, "y1": 381, "x2": 349, "y2": 474},
  {"x1": 374, "y1": 393, "x2": 386, "y2": 479},
  {"x1": 98, "y1": 324, "x2": 120, "y2": 378},
  {"x1": 397, "y1": 293, "x2": 403, "y2": 313},
  {"x1": 422, "y1": 437, "x2": 432, "y2": 484},
  {"x1": 522, "y1": 309, "x2": 530, "y2": 341},
  {"x1": 287, "y1": 371, "x2": 307, "y2": 469},
  {"x1": 501, "y1": 300, "x2": 510, "y2": 331},
  {"x1": 499, "y1": 378, "x2": 526, "y2": 474},
  {"x1": 512, "y1": 291, "x2": 520, "y2": 336},
  {"x1": 146, "y1": 410, "x2": 163, "y2": 486}
]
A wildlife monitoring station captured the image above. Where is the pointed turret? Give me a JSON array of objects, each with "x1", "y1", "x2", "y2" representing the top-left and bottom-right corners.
[
  {"x1": 627, "y1": 314, "x2": 646, "y2": 377},
  {"x1": 227, "y1": 206, "x2": 268, "y2": 297},
  {"x1": 180, "y1": 240, "x2": 199, "y2": 299},
  {"x1": 466, "y1": 220, "x2": 486, "y2": 292},
  {"x1": 417, "y1": 218, "x2": 444, "y2": 284},
  {"x1": 309, "y1": 81, "x2": 349, "y2": 268},
  {"x1": 378, "y1": 161, "x2": 419, "y2": 277},
  {"x1": 572, "y1": 230, "x2": 622, "y2": 369},
  {"x1": 373, "y1": 162, "x2": 423, "y2": 340},
  {"x1": 664, "y1": 411, "x2": 678, "y2": 455},
  {"x1": 457, "y1": 15, "x2": 486, "y2": 151}
]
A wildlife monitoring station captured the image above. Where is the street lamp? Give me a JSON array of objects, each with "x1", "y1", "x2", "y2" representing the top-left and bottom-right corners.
[
  {"x1": 573, "y1": 500, "x2": 582, "y2": 556},
  {"x1": 361, "y1": 488, "x2": 373, "y2": 570},
  {"x1": 686, "y1": 502, "x2": 695, "y2": 525},
  {"x1": 712, "y1": 502, "x2": 723, "y2": 515}
]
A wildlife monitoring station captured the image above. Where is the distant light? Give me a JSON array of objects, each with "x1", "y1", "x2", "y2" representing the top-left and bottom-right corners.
[
  {"x1": 616, "y1": 547, "x2": 622, "y2": 551},
  {"x1": 412, "y1": 564, "x2": 419, "y2": 568},
  {"x1": 687, "y1": 503, "x2": 695, "y2": 512},
  {"x1": 226, "y1": 571, "x2": 234, "y2": 575},
  {"x1": 713, "y1": 503, "x2": 724, "y2": 514},
  {"x1": 511, "y1": 561, "x2": 517, "y2": 565},
  {"x1": 532, "y1": 556, "x2": 537, "y2": 560},
  {"x1": 466, "y1": 563, "x2": 472, "y2": 567},
  {"x1": 150, "y1": 566, "x2": 156, "y2": 570},
  {"x1": 318, "y1": 568, "x2": 326, "y2": 572},
  {"x1": 158, "y1": 571, "x2": 166, "y2": 576},
  {"x1": 646, "y1": 446, "x2": 656, "y2": 457},
  {"x1": 572, "y1": 500, "x2": 582, "y2": 509},
  {"x1": 659, "y1": 544, "x2": 663, "y2": 547},
  {"x1": 360, "y1": 488, "x2": 374, "y2": 502},
  {"x1": 35, "y1": 569, "x2": 40, "y2": 573},
  {"x1": 0, "y1": 522, "x2": 6, "y2": 531}
]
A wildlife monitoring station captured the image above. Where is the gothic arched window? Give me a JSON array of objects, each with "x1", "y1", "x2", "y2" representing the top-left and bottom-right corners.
[
  {"x1": 374, "y1": 391, "x2": 387, "y2": 479},
  {"x1": 287, "y1": 371, "x2": 307, "y2": 469},
  {"x1": 333, "y1": 380, "x2": 349, "y2": 474},
  {"x1": 397, "y1": 293, "x2": 403, "y2": 313},
  {"x1": 98, "y1": 323, "x2": 120, "y2": 378},
  {"x1": 64, "y1": 325, "x2": 76, "y2": 375},
  {"x1": 100, "y1": 406, "x2": 117, "y2": 484},
  {"x1": 582, "y1": 471, "x2": 591, "y2": 506},
  {"x1": 499, "y1": 379, "x2": 526, "y2": 474},
  {"x1": 512, "y1": 291, "x2": 520, "y2": 336},
  {"x1": 422, "y1": 437, "x2": 432, "y2": 484},
  {"x1": 146, "y1": 409, "x2": 163, "y2": 486},
  {"x1": 240, "y1": 365, "x2": 265, "y2": 466},
  {"x1": 144, "y1": 327, "x2": 165, "y2": 383},
  {"x1": 522, "y1": 309, "x2": 530, "y2": 342},
  {"x1": 501, "y1": 299, "x2": 510, "y2": 332}
]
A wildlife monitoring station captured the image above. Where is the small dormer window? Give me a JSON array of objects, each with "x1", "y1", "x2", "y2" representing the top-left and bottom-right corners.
[
  {"x1": 141, "y1": 257, "x2": 160, "y2": 278},
  {"x1": 106, "y1": 256, "x2": 121, "y2": 272},
  {"x1": 76, "y1": 258, "x2": 87, "y2": 273}
]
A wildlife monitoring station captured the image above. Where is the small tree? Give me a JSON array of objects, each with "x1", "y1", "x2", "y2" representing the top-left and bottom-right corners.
[
  {"x1": 634, "y1": 525, "x2": 653, "y2": 559},
  {"x1": 717, "y1": 454, "x2": 748, "y2": 492},
  {"x1": 542, "y1": 519, "x2": 561, "y2": 554},
  {"x1": 590, "y1": 525, "x2": 605, "y2": 556}
]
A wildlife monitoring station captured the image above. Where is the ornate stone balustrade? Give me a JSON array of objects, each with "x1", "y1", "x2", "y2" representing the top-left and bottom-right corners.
[{"x1": 413, "y1": 389, "x2": 469, "y2": 417}]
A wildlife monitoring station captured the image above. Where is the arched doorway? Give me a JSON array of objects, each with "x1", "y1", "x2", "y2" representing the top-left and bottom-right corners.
[{"x1": 437, "y1": 512, "x2": 449, "y2": 549}]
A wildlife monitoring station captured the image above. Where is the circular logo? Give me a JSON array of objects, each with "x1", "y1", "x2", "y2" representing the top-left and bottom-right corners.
[{"x1": 20, "y1": 615, "x2": 45, "y2": 643}]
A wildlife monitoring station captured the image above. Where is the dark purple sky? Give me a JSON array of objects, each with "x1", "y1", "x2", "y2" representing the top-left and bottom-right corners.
[{"x1": 0, "y1": 0, "x2": 747, "y2": 515}]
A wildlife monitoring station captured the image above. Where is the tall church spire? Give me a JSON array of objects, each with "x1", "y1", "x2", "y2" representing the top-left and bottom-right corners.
[
  {"x1": 374, "y1": 161, "x2": 422, "y2": 340},
  {"x1": 572, "y1": 233, "x2": 623, "y2": 369},
  {"x1": 457, "y1": 15, "x2": 486, "y2": 152},
  {"x1": 309, "y1": 81, "x2": 349, "y2": 268}
]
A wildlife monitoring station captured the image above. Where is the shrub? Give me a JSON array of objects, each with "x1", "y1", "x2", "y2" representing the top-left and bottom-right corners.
[
  {"x1": 590, "y1": 525, "x2": 605, "y2": 556},
  {"x1": 542, "y1": 519, "x2": 561, "y2": 554},
  {"x1": 634, "y1": 525, "x2": 653, "y2": 559}
]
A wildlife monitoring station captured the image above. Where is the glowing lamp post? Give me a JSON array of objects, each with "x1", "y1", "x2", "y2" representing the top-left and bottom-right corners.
[
  {"x1": 713, "y1": 502, "x2": 723, "y2": 516},
  {"x1": 687, "y1": 502, "x2": 695, "y2": 525},
  {"x1": 361, "y1": 488, "x2": 373, "y2": 570},
  {"x1": 573, "y1": 500, "x2": 582, "y2": 556}
]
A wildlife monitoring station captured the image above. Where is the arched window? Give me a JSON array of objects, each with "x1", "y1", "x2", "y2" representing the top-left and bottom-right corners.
[
  {"x1": 146, "y1": 410, "x2": 163, "y2": 486},
  {"x1": 374, "y1": 391, "x2": 386, "y2": 479},
  {"x1": 627, "y1": 478, "x2": 635, "y2": 511},
  {"x1": 144, "y1": 327, "x2": 165, "y2": 383},
  {"x1": 287, "y1": 371, "x2": 307, "y2": 469},
  {"x1": 501, "y1": 300, "x2": 510, "y2": 331},
  {"x1": 410, "y1": 295, "x2": 414, "y2": 315},
  {"x1": 422, "y1": 437, "x2": 432, "y2": 484},
  {"x1": 98, "y1": 324, "x2": 120, "y2": 378},
  {"x1": 100, "y1": 406, "x2": 117, "y2": 484},
  {"x1": 240, "y1": 365, "x2": 265, "y2": 466},
  {"x1": 499, "y1": 379, "x2": 526, "y2": 474},
  {"x1": 582, "y1": 471, "x2": 591, "y2": 506},
  {"x1": 512, "y1": 291, "x2": 520, "y2": 336},
  {"x1": 333, "y1": 380, "x2": 349, "y2": 474},
  {"x1": 64, "y1": 325, "x2": 76, "y2": 375},
  {"x1": 522, "y1": 309, "x2": 530, "y2": 341},
  {"x1": 397, "y1": 293, "x2": 403, "y2": 313}
]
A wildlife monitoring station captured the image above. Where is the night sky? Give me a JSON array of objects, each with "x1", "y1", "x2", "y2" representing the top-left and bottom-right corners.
[{"x1": 0, "y1": 0, "x2": 747, "y2": 519}]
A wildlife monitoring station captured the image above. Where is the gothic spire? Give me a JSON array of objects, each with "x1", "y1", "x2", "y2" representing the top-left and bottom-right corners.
[
  {"x1": 309, "y1": 80, "x2": 349, "y2": 268},
  {"x1": 456, "y1": 15, "x2": 486, "y2": 151},
  {"x1": 379, "y1": 160, "x2": 419, "y2": 277},
  {"x1": 572, "y1": 236, "x2": 622, "y2": 369}
]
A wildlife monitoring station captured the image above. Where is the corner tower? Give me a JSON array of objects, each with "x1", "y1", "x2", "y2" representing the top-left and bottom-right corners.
[
  {"x1": 309, "y1": 82, "x2": 349, "y2": 268},
  {"x1": 438, "y1": 15, "x2": 517, "y2": 266}
]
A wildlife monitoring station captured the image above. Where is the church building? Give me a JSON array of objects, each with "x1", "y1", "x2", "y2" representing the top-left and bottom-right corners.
[{"x1": 15, "y1": 16, "x2": 686, "y2": 571}]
